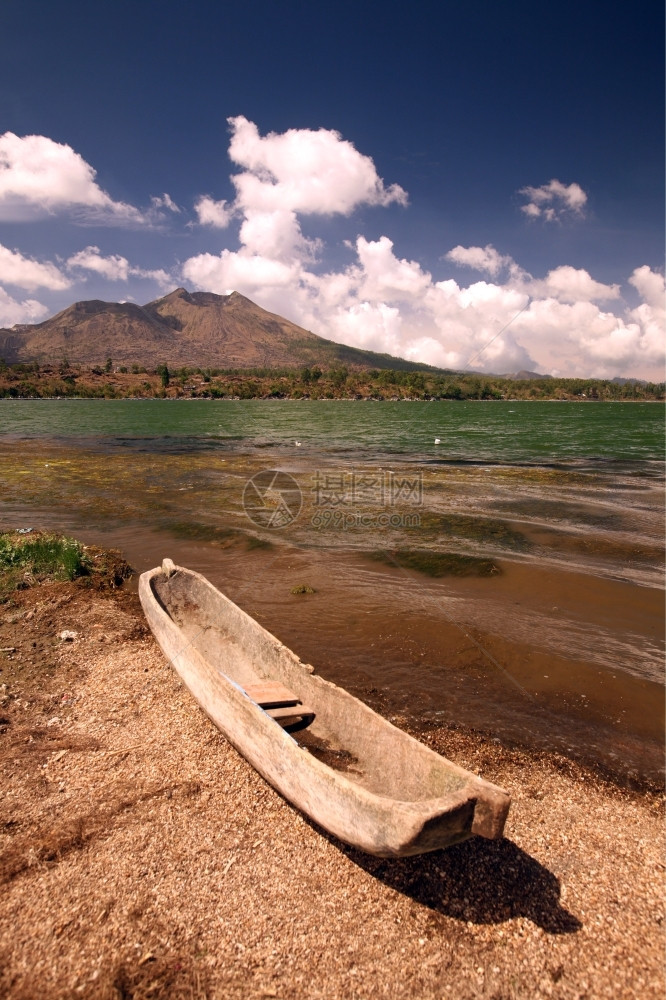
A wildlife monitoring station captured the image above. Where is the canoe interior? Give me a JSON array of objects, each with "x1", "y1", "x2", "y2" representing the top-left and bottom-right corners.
[{"x1": 151, "y1": 570, "x2": 475, "y2": 804}]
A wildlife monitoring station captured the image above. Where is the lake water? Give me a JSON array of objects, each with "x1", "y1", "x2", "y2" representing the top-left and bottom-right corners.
[{"x1": 1, "y1": 399, "x2": 664, "y2": 785}]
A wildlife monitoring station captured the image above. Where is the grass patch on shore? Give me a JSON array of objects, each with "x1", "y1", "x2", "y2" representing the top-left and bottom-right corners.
[
  {"x1": 0, "y1": 531, "x2": 90, "y2": 600},
  {"x1": 367, "y1": 548, "x2": 500, "y2": 577},
  {"x1": 0, "y1": 531, "x2": 133, "y2": 601}
]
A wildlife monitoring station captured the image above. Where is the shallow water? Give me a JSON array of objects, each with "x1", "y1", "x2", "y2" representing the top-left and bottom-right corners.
[{"x1": 1, "y1": 399, "x2": 663, "y2": 785}]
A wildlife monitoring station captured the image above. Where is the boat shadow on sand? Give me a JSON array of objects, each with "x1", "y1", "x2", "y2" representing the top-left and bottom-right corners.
[{"x1": 312, "y1": 824, "x2": 581, "y2": 935}]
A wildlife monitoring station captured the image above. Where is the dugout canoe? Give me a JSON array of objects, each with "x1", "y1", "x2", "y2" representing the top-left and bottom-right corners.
[{"x1": 139, "y1": 559, "x2": 511, "y2": 857}]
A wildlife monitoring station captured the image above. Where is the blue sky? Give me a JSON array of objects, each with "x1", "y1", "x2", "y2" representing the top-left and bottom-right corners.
[{"x1": 0, "y1": 0, "x2": 663, "y2": 378}]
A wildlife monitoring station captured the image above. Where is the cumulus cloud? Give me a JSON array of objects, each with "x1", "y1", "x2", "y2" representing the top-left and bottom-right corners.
[
  {"x1": 510, "y1": 292, "x2": 663, "y2": 378},
  {"x1": 0, "y1": 244, "x2": 71, "y2": 291},
  {"x1": 629, "y1": 265, "x2": 664, "y2": 309},
  {"x1": 447, "y1": 244, "x2": 507, "y2": 276},
  {"x1": 180, "y1": 123, "x2": 662, "y2": 379},
  {"x1": 355, "y1": 236, "x2": 432, "y2": 301},
  {"x1": 67, "y1": 246, "x2": 130, "y2": 281},
  {"x1": 519, "y1": 179, "x2": 588, "y2": 222},
  {"x1": 227, "y1": 116, "x2": 408, "y2": 217},
  {"x1": 538, "y1": 265, "x2": 620, "y2": 303},
  {"x1": 445, "y1": 243, "x2": 523, "y2": 279},
  {"x1": 194, "y1": 195, "x2": 233, "y2": 228},
  {"x1": 182, "y1": 248, "x2": 298, "y2": 296},
  {"x1": 239, "y1": 209, "x2": 319, "y2": 261},
  {"x1": 626, "y1": 267, "x2": 665, "y2": 365},
  {"x1": 0, "y1": 132, "x2": 147, "y2": 225},
  {"x1": 67, "y1": 246, "x2": 172, "y2": 287},
  {"x1": 0, "y1": 287, "x2": 49, "y2": 326},
  {"x1": 191, "y1": 117, "x2": 407, "y2": 261}
]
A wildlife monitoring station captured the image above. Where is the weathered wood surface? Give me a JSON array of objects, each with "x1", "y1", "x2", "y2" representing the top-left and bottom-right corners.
[{"x1": 138, "y1": 560, "x2": 511, "y2": 857}]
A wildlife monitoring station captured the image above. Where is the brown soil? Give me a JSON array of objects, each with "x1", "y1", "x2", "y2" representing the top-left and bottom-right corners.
[{"x1": 0, "y1": 568, "x2": 663, "y2": 999}]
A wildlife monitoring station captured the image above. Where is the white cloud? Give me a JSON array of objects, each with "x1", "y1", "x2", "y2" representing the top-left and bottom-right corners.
[
  {"x1": 626, "y1": 267, "x2": 665, "y2": 366},
  {"x1": 512, "y1": 281, "x2": 665, "y2": 378},
  {"x1": 446, "y1": 244, "x2": 509, "y2": 277},
  {"x1": 355, "y1": 236, "x2": 432, "y2": 301},
  {"x1": 539, "y1": 265, "x2": 620, "y2": 303},
  {"x1": 67, "y1": 245, "x2": 172, "y2": 287},
  {"x1": 227, "y1": 116, "x2": 408, "y2": 217},
  {"x1": 0, "y1": 287, "x2": 49, "y2": 326},
  {"x1": 68, "y1": 245, "x2": 130, "y2": 281},
  {"x1": 150, "y1": 192, "x2": 180, "y2": 213},
  {"x1": 194, "y1": 195, "x2": 233, "y2": 228},
  {"x1": 192, "y1": 117, "x2": 407, "y2": 266},
  {"x1": 0, "y1": 244, "x2": 71, "y2": 291},
  {"x1": 239, "y1": 209, "x2": 319, "y2": 261},
  {"x1": 182, "y1": 248, "x2": 298, "y2": 296},
  {"x1": 133, "y1": 265, "x2": 173, "y2": 287},
  {"x1": 185, "y1": 117, "x2": 410, "y2": 312},
  {"x1": 181, "y1": 123, "x2": 662, "y2": 379},
  {"x1": 519, "y1": 179, "x2": 588, "y2": 222},
  {"x1": 629, "y1": 265, "x2": 664, "y2": 309},
  {"x1": 0, "y1": 132, "x2": 146, "y2": 224}
]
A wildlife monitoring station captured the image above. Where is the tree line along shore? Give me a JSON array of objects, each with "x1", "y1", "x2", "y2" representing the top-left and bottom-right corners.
[{"x1": 0, "y1": 359, "x2": 663, "y2": 401}]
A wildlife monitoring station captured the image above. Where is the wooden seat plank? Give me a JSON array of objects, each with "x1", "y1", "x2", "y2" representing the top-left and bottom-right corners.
[
  {"x1": 265, "y1": 703, "x2": 315, "y2": 733},
  {"x1": 265, "y1": 704, "x2": 315, "y2": 723},
  {"x1": 244, "y1": 681, "x2": 315, "y2": 731},
  {"x1": 244, "y1": 680, "x2": 300, "y2": 708}
]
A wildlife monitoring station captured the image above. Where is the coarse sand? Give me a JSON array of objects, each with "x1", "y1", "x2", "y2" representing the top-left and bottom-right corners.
[{"x1": 0, "y1": 575, "x2": 663, "y2": 1000}]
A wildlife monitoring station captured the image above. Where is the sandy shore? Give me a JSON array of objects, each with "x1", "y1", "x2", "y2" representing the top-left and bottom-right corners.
[{"x1": 0, "y1": 577, "x2": 663, "y2": 999}]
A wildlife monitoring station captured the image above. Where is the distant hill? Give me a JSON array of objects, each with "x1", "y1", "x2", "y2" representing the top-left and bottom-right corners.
[
  {"x1": 610, "y1": 376, "x2": 648, "y2": 387},
  {"x1": 0, "y1": 288, "x2": 451, "y2": 374},
  {"x1": 501, "y1": 369, "x2": 552, "y2": 380}
]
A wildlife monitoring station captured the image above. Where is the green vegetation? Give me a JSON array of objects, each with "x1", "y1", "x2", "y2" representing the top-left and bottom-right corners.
[
  {"x1": 0, "y1": 360, "x2": 663, "y2": 400},
  {"x1": 367, "y1": 549, "x2": 501, "y2": 577},
  {"x1": 0, "y1": 530, "x2": 134, "y2": 602},
  {"x1": 162, "y1": 520, "x2": 241, "y2": 544},
  {"x1": 291, "y1": 584, "x2": 316, "y2": 595},
  {"x1": 0, "y1": 531, "x2": 90, "y2": 600},
  {"x1": 162, "y1": 520, "x2": 273, "y2": 552},
  {"x1": 245, "y1": 535, "x2": 273, "y2": 551},
  {"x1": 438, "y1": 514, "x2": 532, "y2": 551}
]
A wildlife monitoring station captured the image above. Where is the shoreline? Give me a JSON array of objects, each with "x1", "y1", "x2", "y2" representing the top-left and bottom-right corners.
[
  {"x1": 1, "y1": 362, "x2": 663, "y2": 402},
  {"x1": 0, "y1": 568, "x2": 663, "y2": 998},
  {"x1": 1, "y1": 394, "x2": 665, "y2": 404}
]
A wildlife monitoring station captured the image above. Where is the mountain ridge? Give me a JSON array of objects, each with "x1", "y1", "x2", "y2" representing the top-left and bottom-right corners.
[{"x1": 0, "y1": 288, "x2": 453, "y2": 374}]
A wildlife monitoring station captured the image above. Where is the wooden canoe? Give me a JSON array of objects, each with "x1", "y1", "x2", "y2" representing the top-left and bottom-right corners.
[{"x1": 139, "y1": 560, "x2": 511, "y2": 857}]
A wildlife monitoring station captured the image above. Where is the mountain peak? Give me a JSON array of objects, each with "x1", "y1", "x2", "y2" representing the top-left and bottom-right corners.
[
  {"x1": 154, "y1": 287, "x2": 195, "y2": 305},
  {"x1": 0, "y1": 289, "x2": 448, "y2": 374}
]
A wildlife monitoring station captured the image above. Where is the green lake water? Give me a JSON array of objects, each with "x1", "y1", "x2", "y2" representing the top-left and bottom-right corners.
[{"x1": 1, "y1": 398, "x2": 663, "y2": 464}]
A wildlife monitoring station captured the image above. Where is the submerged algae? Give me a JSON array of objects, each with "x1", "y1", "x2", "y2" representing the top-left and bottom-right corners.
[
  {"x1": 437, "y1": 514, "x2": 532, "y2": 551},
  {"x1": 368, "y1": 549, "x2": 501, "y2": 577}
]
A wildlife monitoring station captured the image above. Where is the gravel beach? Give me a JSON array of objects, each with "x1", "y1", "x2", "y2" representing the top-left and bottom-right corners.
[{"x1": 0, "y1": 575, "x2": 663, "y2": 1000}]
